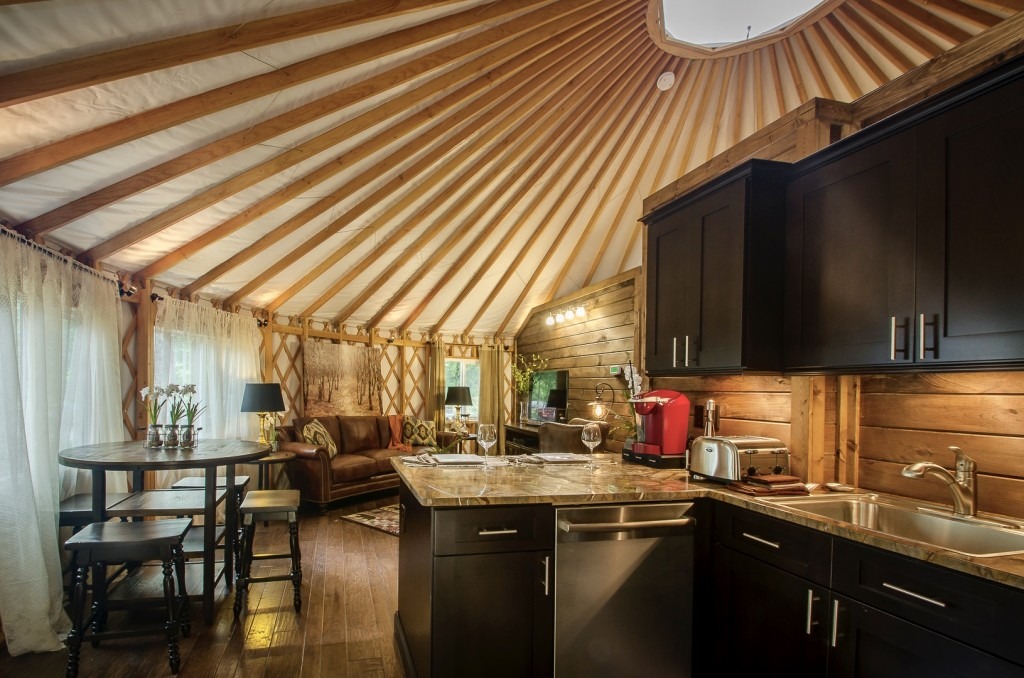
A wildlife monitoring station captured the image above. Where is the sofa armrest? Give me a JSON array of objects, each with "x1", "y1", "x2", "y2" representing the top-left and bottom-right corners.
[{"x1": 278, "y1": 440, "x2": 325, "y2": 460}]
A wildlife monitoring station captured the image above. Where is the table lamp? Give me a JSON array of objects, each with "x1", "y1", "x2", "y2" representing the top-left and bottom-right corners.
[
  {"x1": 445, "y1": 386, "x2": 473, "y2": 433},
  {"x1": 241, "y1": 382, "x2": 285, "y2": 446}
]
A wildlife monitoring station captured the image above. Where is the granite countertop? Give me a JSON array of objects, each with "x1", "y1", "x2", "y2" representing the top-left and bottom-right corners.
[{"x1": 392, "y1": 453, "x2": 1024, "y2": 591}]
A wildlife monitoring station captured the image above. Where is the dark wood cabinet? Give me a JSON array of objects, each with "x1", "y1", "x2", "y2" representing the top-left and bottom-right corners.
[
  {"x1": 785, "y1": 58, "x2": 1024, "y2": 372},
  {"x1": 712, "y1": 503, "x2": 1024, "y2": 677},
  {"x1": 395, "y1": 482, "x2": 554, "y2": 678},
  {"x1": 504, "y1": 424, "x2": 539, "y2": 455},
  {"x1": 643, "y1": 159, "x2": 789, "y2": 375}
]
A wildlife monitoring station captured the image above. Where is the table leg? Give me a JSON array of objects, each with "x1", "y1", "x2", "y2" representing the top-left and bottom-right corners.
[
  {"x1": 224, "y1": 464, "x2": 236, "y2": 590},
  {"x1": 203, "y1": 469, "x2": 216, "y2": 625}
]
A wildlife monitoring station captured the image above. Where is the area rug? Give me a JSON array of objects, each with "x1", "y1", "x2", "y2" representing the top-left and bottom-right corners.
[{"x1": 339, "y1": 504, "x2": 399, "y2": 536}]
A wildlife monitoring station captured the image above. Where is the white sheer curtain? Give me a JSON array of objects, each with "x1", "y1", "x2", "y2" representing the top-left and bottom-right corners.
[
  {"x1": 0, "y1": 231, "x2": 124, "y2": 655},
  {"x1": 153, "y1": 297, "x2": 262, "y2": 489}
]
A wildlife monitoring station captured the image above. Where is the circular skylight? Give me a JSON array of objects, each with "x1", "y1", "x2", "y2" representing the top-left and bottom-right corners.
[{"x1": 662, "y1": 0, "x2": 824, "y2": 47}]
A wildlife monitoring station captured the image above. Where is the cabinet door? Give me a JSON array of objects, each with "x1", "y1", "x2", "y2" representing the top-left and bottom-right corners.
[
  {"x1": 915, "y1": 73, "x2": 1024, "y2": 366},
  {"x1": 433, "y1": 550, "x2": 553, "y2": 678},
  {"x1": 646, "y1": 180, "x2": 745, "y2": 372},
  {"x1": 785, "y1": 130, "x2": 917, "y2": 370},
  {"x1": 828, "y1": 595, "x2": 1024, "y2": 678},
  {"x1": 646, "y1": 211, "x2": 700, "y2": 372},
  {"x1": 712, "y1": 544, "x2": 829, "y2": 677}
]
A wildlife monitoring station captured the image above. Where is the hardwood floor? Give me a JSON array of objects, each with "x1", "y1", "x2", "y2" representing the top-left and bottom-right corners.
[{"x1": 0, "y1": 493, "x2": 405, "y2": 677}]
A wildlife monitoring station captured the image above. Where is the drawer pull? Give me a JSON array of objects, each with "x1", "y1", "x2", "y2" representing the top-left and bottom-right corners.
[
  {"x1": 741, "y1": 532, "x2": 781, "y2": 549},
  {"x1": 478, "y1": 528, "x2": 519, "y2": 537},
  {"x1": 542, "y1": 556, "x2": 550, "y2": 597},
  {"x1": 672, "y1": 337, "x2": 678, "y2": 366},
  {"x1": 805, "y1": 589, "x2": 814, "y2": 634},
  {"x1": 882, "y1": 582, "x2": 947, "y2": 608},
  {"x1": 831, "y1": 599, "x2": 839, "y2": 647}
]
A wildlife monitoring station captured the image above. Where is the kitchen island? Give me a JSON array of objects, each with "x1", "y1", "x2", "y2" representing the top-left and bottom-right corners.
[{"x1": 393, "y1": 455, "x2": 1024, "y2": 677}]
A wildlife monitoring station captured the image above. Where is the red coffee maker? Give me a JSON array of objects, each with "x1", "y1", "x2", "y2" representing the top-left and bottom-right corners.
[{"x1": 626, "y1": 389, "x2": 691, "y2": 468}]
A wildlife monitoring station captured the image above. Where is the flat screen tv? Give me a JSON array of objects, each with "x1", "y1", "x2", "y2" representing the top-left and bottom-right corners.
[{"x1": 528, "y1": 369, "x2": 569, "y2": 423}]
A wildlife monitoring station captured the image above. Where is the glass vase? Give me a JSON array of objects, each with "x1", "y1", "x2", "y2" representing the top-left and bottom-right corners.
[
  {"x1": 145, "y1": 424, "x2": 163, "y2": 448},
  {"x1": 519, "y1": 401, "x2": 528, "y2": 425},
  {"x1": 178, "y1": 424, "x2": 196, "y2": 448},
  {"x1": 164, "y1": 424, "x2": 180, "y2": 448}
]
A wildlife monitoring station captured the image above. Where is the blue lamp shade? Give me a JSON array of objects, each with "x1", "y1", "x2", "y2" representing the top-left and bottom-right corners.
[{"x1": 240, "y1": 383, "x2": 285, "y2": 413}]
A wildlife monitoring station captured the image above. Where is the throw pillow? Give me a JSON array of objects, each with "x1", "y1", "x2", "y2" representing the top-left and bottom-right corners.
[
  {"x1": 302, "y1": 419, "x2": 338, "y2": 458},
  {"x1": 402, "y1": 415, "x2": 437, "y2": 447}
]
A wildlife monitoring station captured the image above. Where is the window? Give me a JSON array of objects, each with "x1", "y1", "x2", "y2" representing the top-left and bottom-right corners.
[{"x1": 445, "y1": 358, "x2": 479, "y2": 419}]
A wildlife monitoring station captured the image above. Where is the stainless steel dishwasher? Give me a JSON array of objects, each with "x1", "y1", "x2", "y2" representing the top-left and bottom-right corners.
[{"x1": 554, "y1": 502, "x2": 696, "y2": 677}]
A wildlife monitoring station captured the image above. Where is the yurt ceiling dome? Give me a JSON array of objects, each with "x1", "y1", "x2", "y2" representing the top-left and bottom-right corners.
[{"x1": 0, "y1": 0, "x2": 1019, "y2": 336}]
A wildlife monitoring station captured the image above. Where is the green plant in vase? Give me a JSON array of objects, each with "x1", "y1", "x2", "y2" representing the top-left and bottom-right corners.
[
  {"x1": 140, "y1": 386, "x2": 167, "y2": 447},
  {"x1": 511, "y1": 353, "x2": 547, "y2": 423},
  {"x1": 180, "y1": 384, "x2": 206, "y2": 448},
  {"x1": 165, "y1": 384, "x2": 185, "y2": 446}
]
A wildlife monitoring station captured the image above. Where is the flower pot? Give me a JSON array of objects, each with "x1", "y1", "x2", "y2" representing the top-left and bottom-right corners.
[
  {"x1": 145, "y1": 424, "x2": 163, "y2": 448},
  {"x1": 178, "y1": 424, "x2": 197, "y2": 448},
  {"x1": 164, "y1": 424, "x2": 180, "y2": 448}
]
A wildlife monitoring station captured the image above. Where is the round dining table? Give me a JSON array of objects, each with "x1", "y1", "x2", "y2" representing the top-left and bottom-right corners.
[{"x1": 59, "y1": 438, "x2": 270, "y2": 624}]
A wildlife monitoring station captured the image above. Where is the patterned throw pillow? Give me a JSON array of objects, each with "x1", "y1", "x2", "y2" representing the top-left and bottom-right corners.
[
  {"x1": 302, "y1": 419, "x2": 338, "y2": 458},
  {"x1": 402, "y1": 415, "x2": 437, "y2": 447}
]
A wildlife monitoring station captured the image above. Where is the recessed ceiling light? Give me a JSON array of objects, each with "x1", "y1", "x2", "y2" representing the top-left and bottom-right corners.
[{"x1": 656, "y1": 71, "x2": 675, "y2": 91}]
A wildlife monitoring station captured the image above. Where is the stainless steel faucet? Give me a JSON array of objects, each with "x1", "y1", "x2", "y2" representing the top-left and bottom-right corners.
[{"x1": 901, "y1": 446, "x2": 977, "y2": 517}]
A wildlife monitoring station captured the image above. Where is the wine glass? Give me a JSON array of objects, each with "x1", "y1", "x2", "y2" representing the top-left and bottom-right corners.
[
  {"x1": 581, "y1": 423, "x2": 602, "y2": 470},
  {"x1": 477, "y1": 424, "x2": 498, "y2": 469}
]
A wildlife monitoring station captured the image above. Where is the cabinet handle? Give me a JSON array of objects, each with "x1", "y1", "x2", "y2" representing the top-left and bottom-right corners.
[
  {"x1": 542, "y1": 556, "x2": 550, "y2": 597},
  {"x1": 672, "y1": 337, "x2": 678, "y2": 366},
  {"x1": 830, "y1": 599, "x2": 839, "y2": 647},
  {"x1": 741, "y1": 532, "x2": 780, "y2": 549},
  {"x1": 684, "y1": 335, "x2": 690, "y2": 367},
  {"x1": 478, "y1": 528, "x2": 518, "y2": 536},
  {"x1": 890, "y1": 316, "x2": 896, "y2": 360},
  {"x1": 918, "y1": 313, "x2": 926, "y2": 360},
  {"x1": 805, "y1": 589, "x2": 815, "y2": 634},
  {"x1": 882, "y1": 581, "x2": 947, "y2": 608}
]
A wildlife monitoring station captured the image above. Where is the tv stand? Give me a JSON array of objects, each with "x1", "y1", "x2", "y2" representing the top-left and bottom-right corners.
[{"x1": 505, "y1": 424, "x2": 539, "y2": 455}]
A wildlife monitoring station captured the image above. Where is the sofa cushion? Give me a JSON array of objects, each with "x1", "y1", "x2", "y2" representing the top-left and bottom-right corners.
[
  {"x1": 358, "y1": 448, "x2": 406, "y2": 475},
  {"x1": 402, "y1": 415, "x2": 436, "y2": 447},
  {"x1": 302, "y1": 419, "x2": 338, "y2": 458},
  {"x1": 330, "y1": 454, "x2": 379, "y2": 483},
  {"x1": 338, "y1": 416, "x2": 385, "y2": 454}
]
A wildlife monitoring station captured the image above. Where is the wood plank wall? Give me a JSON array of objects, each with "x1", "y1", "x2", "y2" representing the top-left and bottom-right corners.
[{"x1": 515, "y1": 269, "x2": 642, "y2": 453}]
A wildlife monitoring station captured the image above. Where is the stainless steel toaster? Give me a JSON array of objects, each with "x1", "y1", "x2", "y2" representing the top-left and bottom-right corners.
[{"x1": 687, "y1": 435, "x2": 790, "y2": 482}]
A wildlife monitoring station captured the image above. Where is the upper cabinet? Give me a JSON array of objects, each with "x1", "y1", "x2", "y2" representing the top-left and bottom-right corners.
[
  {"x1": 785, "y1": 57, "x2": 1024, "y2": 373},
  {"x1": 643, "y1": 160, "x2": 789, "y2": 375}
]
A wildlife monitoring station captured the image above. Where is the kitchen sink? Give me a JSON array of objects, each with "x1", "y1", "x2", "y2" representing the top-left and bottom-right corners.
[{"x1": 758, "y1": 493, "x2": 1024, "y2": 557}]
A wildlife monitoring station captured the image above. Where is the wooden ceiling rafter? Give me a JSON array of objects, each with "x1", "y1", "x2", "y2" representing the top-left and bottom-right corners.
[
  {"x1": 835, "y1": 3, "x2": 920, "y2": 72},
  {"x1": 400, "y1": 16, "x2": 649, "y2": 333},
  {"x1": 886, "y1": 0, "x2": 975, "y2": 42},
  {"x1": 795, "y1": 27, "x2": 838, "y2": 99},
  {"x1": 642, "y1": 59, "x2": 703, "y2": 204},
  {"x1": 705, "y1": 56, "x2": 739, "y2": 160},
  {"x1": 484, "y1": 46, "x2": 667, "y2": 335},
  {"x1": 765, "y1": 44, "x2": 790, "y2": 120},
  {"x1": 331, "y1": 22, "x2": 654, "y2": 327},
  {"x1": 254, "y1": 3, "x2": 636, "y2": 316},
  {"x1": 0, "y1": 0, "x2": 454, "y2": 109},
  {"x1": 453, "y1": 39, "x2": 659, "y2": 334},
  {"x1": 74, "y1": 0, "x2": 607, "y2": 264},
  {"x1": 674, "y1": 59, "x2": 726, "y2": 182},
  {"x1": 809, "y1": 22, "x2": 866, "y2": 99},
  {"x1": 732, "y1": 52, "x2": 751, "y2": 143},
  {"x1": 919, "y1": 0, "x2": 1009, "y2": 30},
  {"x1": 144, "y1": 0, "x2": 629, "y2": 286},
  {"x1": 780, "y1": 38, "x2": 812, "y2": 107},
  {"x1": 852, "y1": 0, "x2": 947, "y2": 59},
  {"x1": 582, "y1": 57, "x2": 685, "y2": 287},
  {"x1": 820, "y1": 14, "x2": 892, "y2": 88},
  {"x1": 547, "y1": 53, "x2": 675, "y2": 296},
  {"x1": 376, "y1": 37, "x2": 659, "y2": 328},
  {"x1": 0, "y1": 0, "x2": 555, "y2": 186}
]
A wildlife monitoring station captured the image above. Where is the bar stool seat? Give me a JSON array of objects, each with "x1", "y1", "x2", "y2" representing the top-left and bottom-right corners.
[
  {"x1": 59, "y1": 492, "x2": 136, "y2": 530},
  {"x1": 234, "y1": 489, "x2": 302, "y2": 617},
  {"x1": 170, "y1": 475, "x2": 250, "y2": 577},
  {"x1": 64, "y1": 518, "x2": 192, "y2": 678}
]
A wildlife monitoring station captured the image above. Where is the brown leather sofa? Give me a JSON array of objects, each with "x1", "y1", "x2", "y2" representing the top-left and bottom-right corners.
[{"x1": 277, "y1": 415, "x2": 456, "y2": 513}]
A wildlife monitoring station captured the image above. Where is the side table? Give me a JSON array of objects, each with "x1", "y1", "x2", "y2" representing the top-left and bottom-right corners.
[{"x1": 255, "y1": 450, "x2": 295, "y2": 490}]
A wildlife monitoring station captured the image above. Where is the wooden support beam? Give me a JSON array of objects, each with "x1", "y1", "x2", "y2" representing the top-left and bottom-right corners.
[
  {"x1": 791, "y1": 376, "x2": 827, "y2": 483},
  {"x1": 836, "y1": 375, "x2": 861, "y2": 486}
]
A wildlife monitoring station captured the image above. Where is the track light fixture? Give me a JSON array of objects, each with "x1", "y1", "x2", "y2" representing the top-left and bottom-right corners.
[{"x1": 545, "y1": 303, "x2": 587, "y2": 327}]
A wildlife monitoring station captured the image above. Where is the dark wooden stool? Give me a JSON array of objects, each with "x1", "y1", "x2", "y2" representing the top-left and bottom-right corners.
[
  {"x1": 234, "y1": 489, "x2": 302, "y2": 617},
  {"x1": 171, "y1": 475, "x2": 250, "y2": 578},
  {"x1": 59, "y1": 492, "x2": 135, "y2": 592},
  {"x1": 64, "y1": 518, "x2": 192, "y2": 678}
]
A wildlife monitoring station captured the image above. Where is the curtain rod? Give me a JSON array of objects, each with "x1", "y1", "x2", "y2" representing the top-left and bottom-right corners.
[{"x1": 1, "y1": 227, "x2": 117, "y2": 287}]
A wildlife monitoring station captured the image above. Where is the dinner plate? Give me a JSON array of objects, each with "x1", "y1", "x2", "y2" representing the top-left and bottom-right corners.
[
  {"x1": 432, "y1": 454, "x2": 486, "y2": 465},
  {"x1": 534, "y1": 453, "x2": 590, "y2": 464}
]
